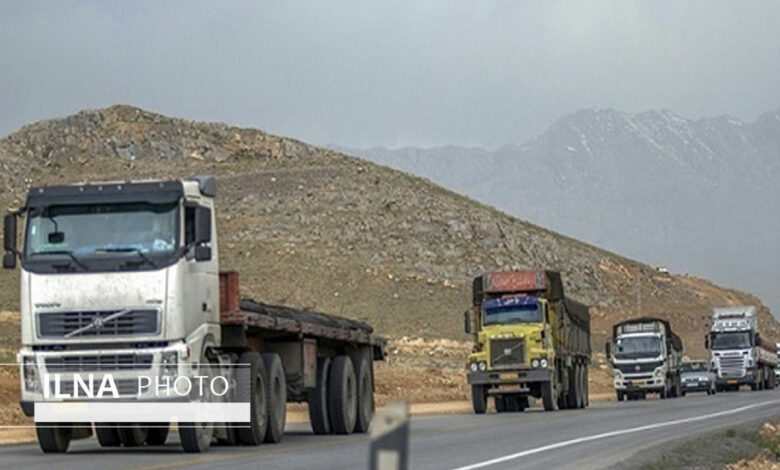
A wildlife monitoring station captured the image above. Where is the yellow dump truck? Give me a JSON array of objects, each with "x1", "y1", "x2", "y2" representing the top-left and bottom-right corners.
[{"x1": 465, "y1": 271, "x2": 590, "y2": 413}]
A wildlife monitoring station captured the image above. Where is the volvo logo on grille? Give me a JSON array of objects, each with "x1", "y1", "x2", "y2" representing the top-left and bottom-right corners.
[{"x1": 92, "y1": 316, "x2": 105, "y2": 330}]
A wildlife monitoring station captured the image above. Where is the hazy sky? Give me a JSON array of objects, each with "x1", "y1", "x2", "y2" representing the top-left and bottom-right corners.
[{"x1": 2, "y1": 1, "x2": 780, "y2": 148}]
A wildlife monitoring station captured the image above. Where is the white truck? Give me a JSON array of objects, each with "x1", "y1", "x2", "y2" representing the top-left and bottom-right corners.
[
  {"x1": 3, "y1": 176, "x2": 385, "y2": 453},
  {"x1": 606, "y1": 317, "x2": 684, "y2": 401},
  {"x1": 707, "y1": 306, "x2": 777, "y2": 391}
]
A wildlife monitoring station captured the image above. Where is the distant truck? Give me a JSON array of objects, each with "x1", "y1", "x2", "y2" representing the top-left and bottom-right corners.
[
  {"x1": 707, "y1": 306, "x2": 777, "y2": 391},
  {"x1": 464, "y1": 271, "x2": 590, "y2": 413},
  {"x1": 3, "y1": 176, "x2": 385, "y2": 453},
  {"x1": 606, "y1": 317, "x2": 684, "y2": 401}
]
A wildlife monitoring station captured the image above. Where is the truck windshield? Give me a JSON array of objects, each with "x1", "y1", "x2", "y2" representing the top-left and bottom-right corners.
[
  {"x1": 483, "y1": 303, "x2": 541, "y2": 325},
  {"x1": 614, "y1": 336, "x2": 662, "y2": 359},
  {"x1": 25, "y1": 202, "x2": 179, "y2": 260},
  {"x1": 710, "y1": 332, "x2": 752, "y2": 350}
]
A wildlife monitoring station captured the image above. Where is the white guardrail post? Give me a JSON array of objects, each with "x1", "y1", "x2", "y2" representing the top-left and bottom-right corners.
[{"x1": 368, "y1": 402, "x2": 409, "y2": 470}]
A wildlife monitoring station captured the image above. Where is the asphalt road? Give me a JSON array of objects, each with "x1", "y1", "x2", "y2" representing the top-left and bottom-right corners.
[{"x1": 2, "y1": 389, "x2": 779, "y2": 470}]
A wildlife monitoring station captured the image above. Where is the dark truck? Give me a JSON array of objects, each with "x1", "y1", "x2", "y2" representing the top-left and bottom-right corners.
[{"x1": 464, "y1": 271, "x2": 591, "y2": 413}]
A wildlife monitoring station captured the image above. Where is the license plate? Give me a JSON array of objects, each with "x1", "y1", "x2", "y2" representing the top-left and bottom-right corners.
[
  {"x1": 728, "y1": 380, "x2": 738, "y2": 385},
  {"x1": 631, "y1": 381, "x2": 645, "y2": 386},
  {"x1": 500, "y1": 373, "x2": 516, "y2": 381},
  {"x1": 498, "y1": 384, "x2": 520, "y2": 392}
]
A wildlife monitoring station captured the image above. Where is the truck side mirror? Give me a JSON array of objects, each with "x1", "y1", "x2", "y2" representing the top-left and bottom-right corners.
[
  {"x1": 464, "y1": 310, "x2": 472, "y2": 334},
  {"x1": 3, "y1": 214, "x2": 16, "y2": 269},
  {"x1": 604, "y1": 341, "x2": 611, "y2": 359},
  {"x1": 3, "y1": 214, "x2": 16, "y2": 253},
  {"x1": 194, "y1": 207, "x2": 212, "y2": 244},
  {"x1": 704, "y1": 334, "x2": 709, "y2": 349}
]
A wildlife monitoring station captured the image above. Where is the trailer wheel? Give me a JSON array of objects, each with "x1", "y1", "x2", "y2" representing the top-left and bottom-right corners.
[
  {"x1": 329, "y1": 355, "x2": 357, "y2": 434},
  {"x1": 95, "y1": 425, "x2": 121, "y2": 447},
  {"x1": 146, "y1": 424, "x2": 169, "y2": 445},
  {"x1": 118, "y1": 425, "x2": 148, "y2": 447},
  {"x1": 471, "y1": 384, "x2": 487, "y2": 414},
  {"x1": 180, "y1": 356, "x2": 216, "y2": 453},
  {"x1": 262, "y1": 353, "x2": 287, "y2": 444},
  {"x1": 236, "y1": 351, "x2": 268, "y2": 446},
  {"x1": 353, "y1": 354, "x2": 374, "y2": 433},
  {"x1": 36, "y1": 424, "x2": 72, "y2": 453},
  {"x1": 542, "y1": 379, "x2": 558, "y2": 411},
  {"x1": 308, "y1": 357, "x2": 331, "y2": 435}
]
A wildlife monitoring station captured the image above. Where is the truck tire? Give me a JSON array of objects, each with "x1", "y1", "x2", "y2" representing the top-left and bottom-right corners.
[
  {"x1": 472, "y1": 384, "x2": 487, "y2": 414},
  {"x1": 308, "y1": 357, "x2": 331, "y2": 435},
  {"x1": 146, "y1": 424, "x2": 169, "y2": 445},
  {"x1": 566, "y1": 365, "x2": 578, "y2": 409},
  {"x1": 516, "y1": 396, "x2": 529, "y2": 411},
  {"x1": 180, "y1": 356, "x2": 216, "y2": 453},
  {"x1": 542, "y1": 379, "x2": 558, "y2": 411},
  {"x1": 236, "y1": 351, "x2": 268, "y2": 446},
  {"x1": 577, "y1": 365, "x2": 587, "y2": 409},
  {"x1": 495, "y1": 396, "x2": 507, "y2": 413},
  {"x1": 95, "y1": 425, "x2": 121, "y2": 447},
  {"x1": 616, "y1": 390, "x2": 624, "y2": 401},
  {"x1": 36, "y1": 424, "x2": 72, "y2": 453},
  {"x1": 328, "y1": 355, "x2": 357, "y2": 434},
  {"x1": 118, "y1": 425, "x2": 148, "y2": 447},
  {"x1": 353, "y1": 354, "x2": 374, "y2": 433},
  {"x1": 262, "y1": 353, "x2": 287, "y2": 444}
]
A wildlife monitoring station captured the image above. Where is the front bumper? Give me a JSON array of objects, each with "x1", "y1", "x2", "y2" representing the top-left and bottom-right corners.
[
  {"x1": 682, "y1": 380, "x2": 711, "y2": 392},
  {"x1": 716, "y1": 368, "x2": 754, "y2": 386},
  {"x1": 467, "y1": 368, "x2": 552, "y2": 387},
  {"x1": 614, "y1": 375, "x2": 665, "y2": 392},
  {"x1": 18, "y1": 342, "x2": 191, "y2": 416}
]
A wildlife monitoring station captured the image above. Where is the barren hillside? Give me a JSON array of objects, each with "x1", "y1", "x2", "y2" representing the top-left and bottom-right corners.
[{"x1": 1, "y1": 105, "x2": 778, "y2": 359}]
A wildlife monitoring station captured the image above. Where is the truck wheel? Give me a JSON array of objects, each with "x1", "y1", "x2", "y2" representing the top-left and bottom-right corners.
[
  {"x1": 118, "y1": 425, "x2": 148, "y2": 447},
  {"x1": 616, "y1": 391, "x2": 624, "y2": 402},
  {"x1": 95, "y1": 425, "x2": 121, "y2": 447},
  {"x1": 262, "y1": 353, "x2": 287, "y2": 443},
  {"x1": 308, "y1": 357, "x2": 331, "y2": 435},
  {"x1": 146, "y1": 424, "x2": 169, "y2": 445},
  {"x1": 236, "y1": 351, "x2": 268, "y2": 446},
  {"x1": 542, "y1": 380, "x2": 558, "y2": 411},
  {"x1": 36, "y1": 424, "x2": 72, "y2": 453},
  {"x1": 566, "y1": 366, "x2": 578, "y2": 409},
  {"x1": 494, "y1": 396, "x2": 507, "y2": 413},
  {"x1": 471, "y1": 384, "x2": 487, "y2": 414},
  {"x1": 516, "y1": 396, "x2": 529, "y2": 412},
  {"x1": 353, "y1": 354, "x2": 374, "y2": 433},
  {"x1": 180, "y1": 357, "x2": 216, "y2": 453},
  {"x1": 328, "y1": 355, "x2": 357, "y2": 434},
  {"x1": 576, "y1": 365, "x2": 586, "y2": 409}
]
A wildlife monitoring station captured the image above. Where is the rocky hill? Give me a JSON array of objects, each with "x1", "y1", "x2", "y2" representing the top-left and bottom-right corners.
[
  {"x1": 339, "y1": 108, "x2": 780, "y2": 320},
  {"x1": 0, "y1": 105, "x2": 778, "y2": 360}
]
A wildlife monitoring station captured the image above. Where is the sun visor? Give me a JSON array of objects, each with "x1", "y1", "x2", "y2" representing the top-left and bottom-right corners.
[{"x1": 25, "y1": 181, "x2": 184, "y2": 209}]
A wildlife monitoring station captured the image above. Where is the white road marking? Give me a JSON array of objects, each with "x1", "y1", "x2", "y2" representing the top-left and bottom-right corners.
[{"x1": 449, "y1": 398, "x2": 780, "y2": 470}]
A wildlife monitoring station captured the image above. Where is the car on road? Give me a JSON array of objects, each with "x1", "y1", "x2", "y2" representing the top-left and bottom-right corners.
[{"x1": 681, "y1": 360, "x2": 716, "y2": 396}]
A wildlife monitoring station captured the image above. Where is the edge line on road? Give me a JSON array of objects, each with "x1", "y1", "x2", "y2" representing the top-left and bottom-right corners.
[{"x1": 449, "y1": 397, "x2": 780, "y2": 470}]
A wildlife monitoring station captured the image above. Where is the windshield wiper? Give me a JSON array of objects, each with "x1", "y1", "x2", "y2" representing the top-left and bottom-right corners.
[
  {"x1": 30, "y1": 250, "x2": 88, "y2": 271},
  {"x1": 95, "y1": 247, "x2": 159, "y2": 268}
]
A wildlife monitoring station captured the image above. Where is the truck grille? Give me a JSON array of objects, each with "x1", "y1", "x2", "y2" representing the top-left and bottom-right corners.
[
  {"x1": 37, "y1": 310, "x2": 159, "y2": 338},
  {"x1": 45, "y1": 354, "x2": 154, "y2": 372},
  {"x1": 490, "y1": 338, "x2": 525, "y2": 369},
  {"x1": 615, "y1": 362, "x2": 662, "y2": 374},
  {"x1": 718, "y1": 355, "x2": 745, "y2": 377}
]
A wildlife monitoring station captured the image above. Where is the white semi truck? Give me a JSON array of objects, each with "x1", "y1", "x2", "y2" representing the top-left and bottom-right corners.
[
  {"x1": 3, "y1": 176, "x2": 385, "y2": 453},
  {"x1": 606, "y1": 317, "x2": 684, "y2": 401},
  {"x1": 707, "y1": 306, "x2": 777, "y2": 391}
]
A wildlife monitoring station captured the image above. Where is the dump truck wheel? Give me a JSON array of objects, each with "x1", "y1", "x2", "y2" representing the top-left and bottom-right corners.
[
  {"x1": 146, "y1": 424, "x2": 169, "y2": 445},
  {"x1": 180, "y1": 356, "x2": 215, "y2": 453},
  {"x1": 328, "y1": 355, "x2": 357, "y2": 434},
  {"x1": 577, "y1": 365, "x2": 587, "y2": 409},
  {"x1": 542, "y1": 379, "x2": 558, "y2": 411},
  {"x1": 236, "y1": 351, "x2": 268, "y2": 445},
  {"x1": 262, "y1": 353, "x2": 287, "y2": 443},
  {"x1": 616, "y1": 390, "x2": 624, "y2": 401},
  {"x1": 95, "y1": 425, "x2": 121, "y2": 447},
  {"x1": 494, "y1": 396, "x2": 506, "y2": 413},
  {"x1": 308, "y1": 357, "x2": 331, "y2": 435},
  {"x1": 471, "y1": 384, "x2": 487, "y2": 414},
  {"x1": 353, "y1": 354, "x2": 374, "y2": 433},
  {"x1": 567, "y1": 365, "x2": 579, "y2": 409},
  {"x1": 118, "y1": 425, "x2": 148, "y2": 447},
  {"x1": 36, "y1": 424, "x2": 72, "y2": 453},
  {"x1": 516, "y1": 396, "x2": 529, "y2": 411}
]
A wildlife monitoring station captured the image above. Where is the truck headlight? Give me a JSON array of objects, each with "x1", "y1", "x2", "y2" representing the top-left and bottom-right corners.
[
  {"x1": 531, "y1": 359, "x2": 540, "y2": 368},
  {"x1": 478, "y1": 361, "x2": 487, "y2": 371},
  {"x1": 469, "y1": 362, "x2": 478, "y2": 372},
  {"x1": 654, "y1": 368, "x2": 663, "y2": 377},
  {"x1": 540, "y1": 358, "x2": 548, "y2": 368},
  {"x1": 160, "y1": 351, "x2": 178, "y2": 378},
  {"x1": 23, "y1": 357, "x2": 39, "y2": 392}
]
